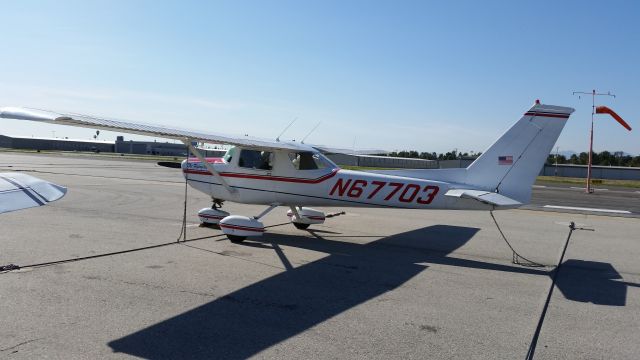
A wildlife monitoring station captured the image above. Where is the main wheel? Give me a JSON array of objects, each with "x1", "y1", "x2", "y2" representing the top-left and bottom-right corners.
[
  {"x1": 293, "y1": 222, "x2": 310, "y2": 230},
  {"x1": 200, "y1": 222, "x2": 221, "y2": 230},
  {"x1": 227, "y1": 235, "x2": 247, "y2": 243}
]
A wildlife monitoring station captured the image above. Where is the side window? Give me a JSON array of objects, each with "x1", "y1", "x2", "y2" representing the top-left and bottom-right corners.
[
  {"x1": 288, "y1": 152, "x2": 327, "y2": 170},
  {"x1": 239, "y1": 149, "x2": 273, "y2": 170}
]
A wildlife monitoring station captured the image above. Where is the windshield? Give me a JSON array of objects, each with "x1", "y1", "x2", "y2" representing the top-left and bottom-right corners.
[{"x1": 223, "y1": 146, "x2": 236, "y2": 163}]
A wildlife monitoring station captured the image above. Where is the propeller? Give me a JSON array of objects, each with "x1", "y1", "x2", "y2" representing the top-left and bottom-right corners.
[{"x1": 157, "y1": 161, "x2": 182, "y2": 169}]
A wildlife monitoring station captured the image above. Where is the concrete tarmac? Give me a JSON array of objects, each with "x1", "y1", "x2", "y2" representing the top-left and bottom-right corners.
[{"x1": 1, "y1": 153, "x2": 639, "y2": 359}]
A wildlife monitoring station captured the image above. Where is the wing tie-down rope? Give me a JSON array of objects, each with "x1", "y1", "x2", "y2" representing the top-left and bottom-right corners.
[
  {"x1": 489, "y1": 210, "x2": 545, "y2": 267},
  {"x1": 176, "y1": 145, "x2": 189, "y2": 242}
]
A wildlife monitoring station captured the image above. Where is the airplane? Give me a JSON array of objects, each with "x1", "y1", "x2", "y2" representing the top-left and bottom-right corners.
[
  {"x1": 0, "y1": 172, "x2": 67, "y2": 214},
  {"x1": 0, "y1": 100, "x2": 574, "y2": 242}
]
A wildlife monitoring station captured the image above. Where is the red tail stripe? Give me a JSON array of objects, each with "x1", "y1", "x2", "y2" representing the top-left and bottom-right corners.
[{"x1": 524, "y1": 111, "x2": 570, "y2": 119}]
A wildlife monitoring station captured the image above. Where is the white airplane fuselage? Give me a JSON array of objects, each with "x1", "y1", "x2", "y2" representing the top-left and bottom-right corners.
[
  {"x1": 0, "y1": 102, "x2": 574, "y2": 240},
  {"x1": 181, "y1": 149, "x2": 489, "y2": 211}
]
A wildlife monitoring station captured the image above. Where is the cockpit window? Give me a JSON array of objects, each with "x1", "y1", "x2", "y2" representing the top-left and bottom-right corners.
[
  {"x1": 223, "y1": 146, "x2": 236, "y2": 163},
  {"x1": 239, "y1": 149, "x2": 273, "y2": 170},
  {"x1": 288, "y1": 152, "x2": 329, "y2": 170}
]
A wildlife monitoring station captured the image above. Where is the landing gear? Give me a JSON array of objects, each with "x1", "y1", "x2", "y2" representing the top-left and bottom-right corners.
[
  {"x1": 227, "y1": 235, "x2": 247, "y2": 243},
  {"x1": 218, "y1": 204, "x2": 279, "y2": 242},
  {"x1": 293, "y1": 223, "x2": 311, "y2": 230},
  {"x1": 287, "y1": 206, "x2": 326, "y2": 230},
  {"x1": 198, "y1": 199, "x2": 229, "y2": 227}
]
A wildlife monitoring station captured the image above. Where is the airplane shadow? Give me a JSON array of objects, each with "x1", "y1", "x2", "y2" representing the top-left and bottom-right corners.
[
  {"x1": 556, "y1": 259, "x2": 639, "y2": 306},
  {"x1": 107, "y1": 225, "x2": 636, "y2": 359}
]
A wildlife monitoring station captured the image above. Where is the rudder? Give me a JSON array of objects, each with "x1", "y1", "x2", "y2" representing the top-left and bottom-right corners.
[{"x1": 465, "y1": 102, "x2": 574, "y2": 204}]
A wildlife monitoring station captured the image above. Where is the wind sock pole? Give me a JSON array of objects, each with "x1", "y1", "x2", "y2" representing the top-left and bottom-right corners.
[{"x1": 572, "y1": 90, "x2": 616, "y2": 193}]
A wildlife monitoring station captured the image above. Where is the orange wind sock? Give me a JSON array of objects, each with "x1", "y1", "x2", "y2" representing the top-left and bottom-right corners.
[{"x1": 596, "y1": 106, "x2": 632, "y2": 131}]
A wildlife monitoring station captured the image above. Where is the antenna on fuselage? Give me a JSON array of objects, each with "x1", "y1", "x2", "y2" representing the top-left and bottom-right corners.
[
  {"x1": 301, "y1": 121, "x2": 322, "y2": 144},
  {"x1": 276, "y1": 117, "x2": 297, "y2": 142}
]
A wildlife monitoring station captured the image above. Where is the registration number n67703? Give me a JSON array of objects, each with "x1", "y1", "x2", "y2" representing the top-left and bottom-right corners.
[{"x1": 329, "y1": 179, "x2": 439, "y2": 204}]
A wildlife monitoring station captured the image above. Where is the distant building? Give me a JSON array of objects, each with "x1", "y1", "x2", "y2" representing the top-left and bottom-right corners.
[
  {"x1": 0, "y1": 134, "x2": 229, "y2": 158},
  {"x1": 0, "y1": 134, "x2": 114, "y2": 153},
  {"x1": 114, "y1": 136, "x2": 188, "y2": 156},
  {"x1": 326, "y1": 153, "x2": 438, "y2": 169}
]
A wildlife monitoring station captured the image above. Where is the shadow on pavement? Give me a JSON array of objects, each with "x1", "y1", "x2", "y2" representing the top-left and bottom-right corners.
[
  {"x1": 109, "y1": 225, "x2": 486, "y2": 359},
  {"x1": 555, "y1": 259, "x2": 638, "y2": 306},
  {"x1": 108, "y1": 225, "x2": 636, "y2": 359}
]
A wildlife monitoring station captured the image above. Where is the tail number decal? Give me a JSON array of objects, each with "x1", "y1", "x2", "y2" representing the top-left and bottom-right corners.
[{"x1": 330, "y1": 179, "x2": 439, "y2": 204}]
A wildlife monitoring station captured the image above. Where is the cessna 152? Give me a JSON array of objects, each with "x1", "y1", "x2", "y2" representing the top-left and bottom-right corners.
[{"x1": 0, "y1": 101, "x2": 574, "y2": 242}]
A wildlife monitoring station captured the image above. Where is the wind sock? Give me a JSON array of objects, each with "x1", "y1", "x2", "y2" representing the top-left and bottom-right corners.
[{"x1": 596, "y1": 106, "x2": 632, "y2": 131}]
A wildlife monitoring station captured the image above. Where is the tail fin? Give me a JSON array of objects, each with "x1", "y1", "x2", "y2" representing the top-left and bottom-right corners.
[{"x1": 465, "y1": 102, "x2": 574, "y2": 204}]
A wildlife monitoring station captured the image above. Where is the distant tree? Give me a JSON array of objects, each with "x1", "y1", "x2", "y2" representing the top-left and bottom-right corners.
[
  {"x1": 387, "y1": 149, "x2": 640, "y2": 167},
  {"x1": 578, "y1": 152, "x2": 589, "y2": 165}
]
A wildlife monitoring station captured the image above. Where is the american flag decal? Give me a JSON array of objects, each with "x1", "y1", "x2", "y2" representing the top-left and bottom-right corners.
[{"x1": 498, "y1": 156, "x2": 513, "y2": 165}]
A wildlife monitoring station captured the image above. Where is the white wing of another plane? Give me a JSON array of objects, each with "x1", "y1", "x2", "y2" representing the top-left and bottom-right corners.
[
  {"x1": 0, "y1": 172, "x2": 67, "y2": 214},
  {"x1": 0, "y1": 107, "x2": 384, "y2": 155}
]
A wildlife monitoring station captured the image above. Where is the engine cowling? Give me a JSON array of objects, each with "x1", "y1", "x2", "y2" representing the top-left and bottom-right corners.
[
  {"x1": 287, "y1": 207, "x2": 326, "y2": 225},
  {"x1": 219, "y1": 215, "x2": 265, "y2": 237},
  {"x1": 198, "y1": 207, "x2": 230, "y2": 225}
]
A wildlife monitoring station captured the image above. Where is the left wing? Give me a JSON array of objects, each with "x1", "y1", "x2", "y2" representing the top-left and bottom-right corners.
[
  {"x1": 0, "y1": 172, "x2": 67, "y2": 214},
  {"x1": 0, "y1": 107, "x2": 309, "y2": 152},
  {"x1": 0, "y1": 107, "x2": 385, "y2": 155}
]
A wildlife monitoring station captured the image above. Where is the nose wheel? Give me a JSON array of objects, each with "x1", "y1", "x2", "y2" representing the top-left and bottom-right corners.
[
  {"x1": 293, "y1": 223, "x2": 310, "y2": 230},
  {"x1": 227, "y1": 235, "x2": 247, "y2": 243},
  {"x1": 288, "y1": 206, "x2": 325, "y2": 230}
]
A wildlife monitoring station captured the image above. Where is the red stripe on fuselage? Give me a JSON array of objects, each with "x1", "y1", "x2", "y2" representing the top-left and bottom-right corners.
[
  {"x1": 183, "y1": 168, "x2": 339, "y2": 184},
  {"x1": 187, "y1": 157, "x2": 225, "y2": 163}
]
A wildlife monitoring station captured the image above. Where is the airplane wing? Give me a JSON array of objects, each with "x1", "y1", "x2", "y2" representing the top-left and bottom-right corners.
[
  {"x1": 0, "y1": 107, "x2": 383, "y2": 155},
  {"x1": 0, "y1": 172, "x2": 67, "y2": 214},
  {"x1": 445, "y1": 189, "x2": 522, "y2": 207},
  {"x1": 0, "y1": 107, "x2": 310, "y2": 152}
]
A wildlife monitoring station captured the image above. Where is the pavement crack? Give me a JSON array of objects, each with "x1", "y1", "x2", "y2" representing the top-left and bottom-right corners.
[{"x1": 0, "y1": 338, "x2": 42, "y2": 352}]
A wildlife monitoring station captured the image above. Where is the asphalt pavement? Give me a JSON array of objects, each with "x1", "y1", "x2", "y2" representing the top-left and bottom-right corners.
[{"x1": 1, "y1": 152, "x2": 638, "y2": 359}]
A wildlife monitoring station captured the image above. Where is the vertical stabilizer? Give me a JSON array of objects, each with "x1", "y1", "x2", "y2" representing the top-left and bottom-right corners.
[{"x1": 465, "y1": 102, "x2": 574, "y2": 204}]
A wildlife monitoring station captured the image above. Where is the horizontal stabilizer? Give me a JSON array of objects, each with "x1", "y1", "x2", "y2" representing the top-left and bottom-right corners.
[
  {"x1": 445, "y1": 189, "x2": 521, "y2": 207},
  {"x1": 0, "y1": 172, "x2": 67, "y2": 214}
]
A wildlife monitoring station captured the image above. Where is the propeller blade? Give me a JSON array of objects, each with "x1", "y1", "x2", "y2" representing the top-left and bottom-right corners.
[{"x1": 157, "y1": 161, "x2": 182, "y2": 169}]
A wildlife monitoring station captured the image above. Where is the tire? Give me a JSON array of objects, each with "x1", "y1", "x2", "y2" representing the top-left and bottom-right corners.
[
  {"x1": 227, "y1": 235, "x2": 247, "y2": 243},
  {"x1": 199, "y1": 223, "x2": 221, "y2": 229},
  {"x1": 293, "y1": 223, "x2": 310, "y2": 230}
]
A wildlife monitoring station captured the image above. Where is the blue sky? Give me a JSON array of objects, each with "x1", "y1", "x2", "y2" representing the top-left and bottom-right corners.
[{"x1": 1, "y1": 0, "x2": 638, "y2": 154}]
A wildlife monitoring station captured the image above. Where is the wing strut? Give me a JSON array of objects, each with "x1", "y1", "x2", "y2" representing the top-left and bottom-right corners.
[{"x1": 182, "y1": 139, "x2": 236, "y2": 194}]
